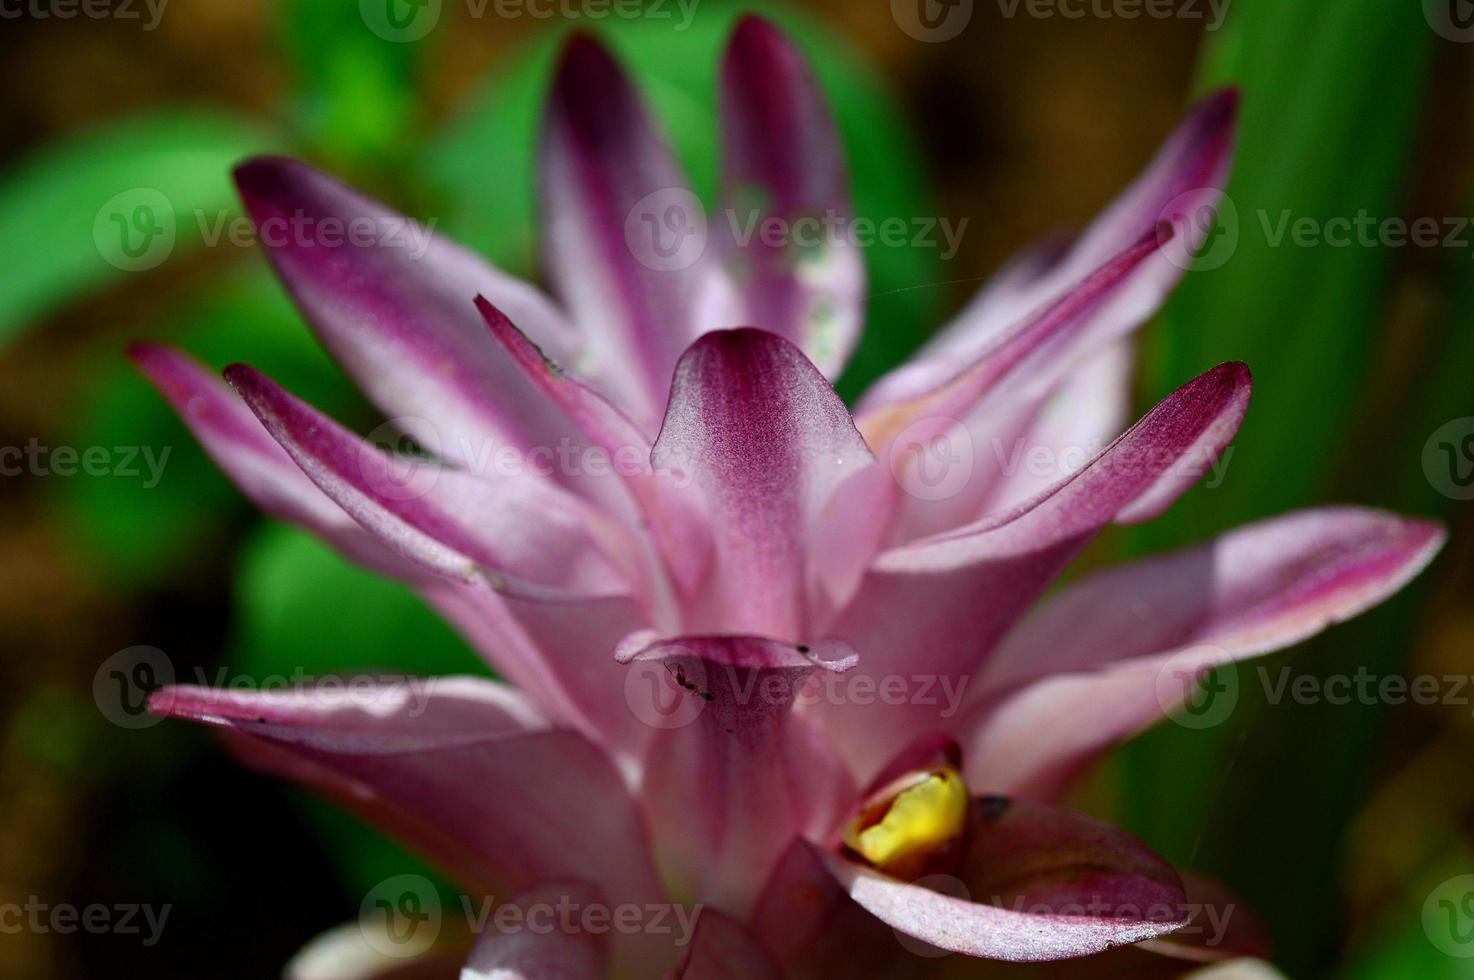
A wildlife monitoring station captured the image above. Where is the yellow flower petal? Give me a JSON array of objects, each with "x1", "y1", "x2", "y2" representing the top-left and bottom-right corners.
[{"x1": 844, "y1": 768, "x2": 968, "y2": 875}]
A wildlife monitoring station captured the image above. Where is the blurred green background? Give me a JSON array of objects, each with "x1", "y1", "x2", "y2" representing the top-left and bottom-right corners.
[{"x1": 0, "y1": 0, "x2": 1470, "y2": 976}]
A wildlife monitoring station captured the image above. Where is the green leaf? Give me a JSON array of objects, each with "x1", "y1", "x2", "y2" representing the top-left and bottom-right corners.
[
  {"x1": 277, "y1": 0, "x2": 424, "y2": 166},
  {"x1": 1118, "y1": 2, "x2": 1440, "y2": 973},
  {"x1": 1141, "y1": 0, "x2": 1435, "y2": 533},
  {"x1": 0, "y1": 112, "x2": 279, "y2": 344},
  {"x1": 419, "y1": 1, "x2": 942, "y2": 399},
  {"x1": 1342, "y1": 842, "x2": 1474, "y2": 980},
  {"x1": 1344, "y1": 921, "x2": 1474, "y2": 980}
]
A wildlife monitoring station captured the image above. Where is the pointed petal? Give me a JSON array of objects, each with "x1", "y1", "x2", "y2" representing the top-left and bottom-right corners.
[
  {"x1": 151, "y1": 678, "x2": 666, "y2": 908},
  {"x1": 984, "y1": 507, "x2": 1444, "y2": 689},
  {"x1": 718, "y1": 16, "x2": 863, "y2": 377},
  {"x1": 867, "y1": 89, "x2": 1238, "y2": 409},
  {"x1": 844, "y1": 227, "x2": 1170, "y2": 557},
  {"x1": 856, "y1": 227, "x2": 1167, "y2": 448},
  {"x1": 540, "y1": 35, "x2": 735, "y2": 425},
  {"x1": 129, "y1": 343, "x2": 412, "y2": 577},
  {"x1": 234, "y1": 157, "x2": 583, "y2": 467},
  {"x1": 653, "y1": 328, "x2": 874, "y2": 639},
  {"x1": 133, "y1": 345, "x2": 654, "y2": 744},
  {"x1": 810, "y1": 795, "x2": 1186, "y2": 962},
  {"x1": 616, "y1": 633, "x2": 858, "y2": 913},
  {"x1": 459, "y1": 883, "x2": 608, "y2": 980},
  {"x1": 475, "y1": 296, "x2": 710, "y2": 594},
  {"x1": 1065, "y1": 89, "x2": 1238, "y2": 280},
  {"x1": 818, "y1": 363, "x2": 1251, "y2": 780},
  {"x1": 225, "y1": 363, "x2": 634, "y2": 600},
  {"x1": 963, "y1": 508, "x2": 1445, "y2": 797},
  {"x1": 133, "y1": 342, "x2": 654, "y2": 745},
  {"x1": 672, "y1": 910, "x2": 784, "y2": 980},
  {"x1": 879, "y1": 338, "x2": 1138, "y2": 546},
  {"x1": 752, "y1": 814, "x2": 1195, "y2": 978},
  {"x1": 854, "y1": 93, "x2": 1237, "y2": 549}
]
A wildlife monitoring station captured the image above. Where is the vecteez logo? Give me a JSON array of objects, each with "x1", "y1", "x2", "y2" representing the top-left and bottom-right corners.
[
  {"x1": 1154, "y1": 646, "x2": 1238, "y2": 730},
  {"x1": 1424, "y1": 418, "x2": 1474, "y2": 501},
  {"x1": 1426, "y1": 0, "x2": 1474, "y2": 42},
  {"x1": 94, "y1": 189, "x2": 176, "y2": 272},
  {"x1": 623, "y1": 654, "x2": 708, "y2": 730},
  {"x1": 360, "y1": 875, "x2": 442, "y2": 958},
  {"x1": 625, "y1": 188, "x2": 710, "y2": 273},
  {"x1": 1157, "y1": 190, "x2": 1240, "y2": 272},
  {"x1": 888, "y1": 417, "x2": 976, "y2": 502},
  {"x1": 1424, "y1": 875, "x2": 1474, "y2": 957},
  {"x1": 892, "y1": 0, "x2": 974, "y2": 42},
  {"x1": 93, "y1": 646, "x2": 174, "y2": 729},
  {"x1": 360, "y1": 0, "x2": 443, "y2": 42}
]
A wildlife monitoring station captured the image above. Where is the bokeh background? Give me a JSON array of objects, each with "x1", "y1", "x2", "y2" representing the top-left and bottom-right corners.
[{"x1": 1, "y1": 0, "x2": 1471, "y2": 976}]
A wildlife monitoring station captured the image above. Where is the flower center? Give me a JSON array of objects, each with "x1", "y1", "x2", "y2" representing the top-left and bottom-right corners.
[{"x1": 843, "y1": 765, "x2": 968, "y2": 879}]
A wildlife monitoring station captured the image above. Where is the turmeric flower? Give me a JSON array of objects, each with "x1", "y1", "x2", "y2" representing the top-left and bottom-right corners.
[{"x1": 133, "y1": 16, "x2": 1442, "y2": 978}]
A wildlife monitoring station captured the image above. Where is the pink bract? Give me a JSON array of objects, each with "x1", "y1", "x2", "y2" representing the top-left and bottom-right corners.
[{"x1": 133, "y1": 16, "x2": 1442, "y2": 980}]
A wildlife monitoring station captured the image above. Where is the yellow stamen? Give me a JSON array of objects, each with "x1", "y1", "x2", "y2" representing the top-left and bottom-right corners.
[{"x1": 843, "y1": 767, "x2": 968, "y2": 877}]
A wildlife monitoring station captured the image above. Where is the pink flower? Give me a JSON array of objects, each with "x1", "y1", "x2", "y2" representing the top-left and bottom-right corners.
[{"x1": 133, "y1": 17, "x2": 1442, "y2": 979}]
